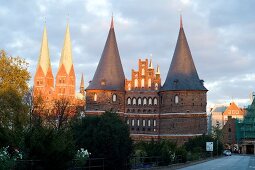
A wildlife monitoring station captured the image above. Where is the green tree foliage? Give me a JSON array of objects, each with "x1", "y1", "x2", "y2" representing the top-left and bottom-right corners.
[
  {"x1": 0, "y1": 50, "x2": 30, "y2": 97},
  {"x1": 185, "y1": 135, "x2": 223, "y2": 159},
  {"x1": 72, "y1": 111, "x2": 132, "y2": 170},
  {"x1": 0, "y1": 50, "x2": 30, "y2": 148},
  {"x1": 24, "y1": 117, "x2": 75, "y2": 169}
]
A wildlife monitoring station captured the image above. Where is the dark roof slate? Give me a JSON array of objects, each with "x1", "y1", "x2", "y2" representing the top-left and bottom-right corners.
[
  {"x1": 86, "y1": 18, "x2": 125, "y2": 91},
  {"x1": 161, "y1": 18, "x2": 207, "y2": 91}
]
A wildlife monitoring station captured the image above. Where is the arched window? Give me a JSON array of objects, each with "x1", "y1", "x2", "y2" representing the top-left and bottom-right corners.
[
  {"x1": 143, "y1": 98, "x2": 147, "y2": 105},
  {"x1": 134, "y1": 79, "x2": 138, "y2": 87},
  {"x1": 137, "y1": 119, "x2": 140, "y2": 126},
  {"x1": 148, "y1": 98, "x2": 152, "y2": 105},
  {"x1": 128, "y1": 83, "x2": 131, "y2": 90},
  {"x1": 141, "y1": 68, "x2": 145, "y2": 75},
  {"x1": 138, "y1": 98, "x2": 142, "y2": 105},
  {"x1": 155, "y1": 83, "x2": 158, "y2": 90},
  {"x1": 142, "y1": 120, "x2": 146, "y2": 126},
  {"x1": 148, "y1": 78, "x2": 151, "y2": 88},
  {"x1": 127, "y1": 98, "x2": 131, "y2": 105},
  {"x1": 153, "y1": 98, "x2": 158, "y2": 105},
  {"x1": 132, "y1": 98, "x2": 136, "y2": 105},
  {"x1": 141, "y1": 79, "x2": 145, "y2": 88},
  {"x1": 94, "y1": 93, "x2": 97, "y2": 101},
  {"x1": 148, "y1": 120, "x2": 151, "y2": 126},
  {"x1": 175, "y1": 95, "x2": 179, "y2": 104},
  {"x1": 112, "y1": 94, "x2": 117, "y2": 102}
]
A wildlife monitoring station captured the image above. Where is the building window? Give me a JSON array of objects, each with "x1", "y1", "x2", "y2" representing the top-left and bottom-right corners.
[
  {"x1": 155, "y1": 83, "x2": 158, "y2": 90},
  {"x1": 128, "y1": 83, "x2": 131, "y2": 90},
  {"x1": 141, "y1": 68, "x2": 145, "y2": 75},
  {"x1": 138, "y1": 98, "x2": 142, "y2": 105},
  {"x1": 112, "y1": 94, "x2": 117, "y2": 102},
  {"x1": 153, "y1": 120, "x2": 156, "y2": 127},
  {"x1": 148, "y1": 120, "x2": 151, "y2": 127},
  {"x1": 94, "y1": 93, "x2": 97, "y2": 101},
  {"x1": 132, "y1": 119, "x2": 135, "y2": 126},
  {"x1": 137, "y1": 119, "x2": 140, "y2": 126},
  {"x1": 143, "y1": 120, "x2": 146, "y2": 127},
  {"x1": 141, "y1": 79, "x2": 145, "y2": 88},
  {"x1": 132, "y1": 98, "x2": 136, "y2": 105},
  {"x1": 127, "y1": 119, "x2": 129, "y2": 125},
  {"x1": 134, "y1": 79, "x2": 138, "y2": 87},
  {"x1": 148, "y1": 78, "x2": 151, "y2": 88},
  {"x1": 127, "y1": 98, "x2": 131, "y2": 105},
  {"x1": 148, "y1": 98, "x2": 152, "y2": 105},
  {"x1": 228, "y1": 128, "x2": 231, "y2": 132},
  {"x1": 143, "y1": 98, "x2": 147, "y2": 105},
  {"x1": 175, "y1": 95, "x2": 179, "y2": 104},
  {"x1": 153, "y1": 98, "x2": 158, "y2": 105}
]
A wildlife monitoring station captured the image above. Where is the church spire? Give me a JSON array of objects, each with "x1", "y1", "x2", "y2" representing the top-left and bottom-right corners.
[
  {"x1": 86, "y1": 17, "x2": 125, "y2": 91},
  {"x1": 156, "y1": 65, "x2": 160, "y2": 75},
  {"x1": 59, "y1": 22, "x2": 73, "y2": 74},
  {"x1": 161, "y1": 16, "x2": 207, "y2": 91},
  {"x1": 37, "y1": 24, "x2": 51, "y2": 75},
  {"x1": 80, "y1": 73, "x2": 84, "y2": 94}
]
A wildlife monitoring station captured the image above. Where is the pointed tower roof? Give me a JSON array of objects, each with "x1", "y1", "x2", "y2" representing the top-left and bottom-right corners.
[
  {"x1": 59, "y1": 22, "x2": 73, "y2": 74},
  {"x1": 149, "y1": 59, "x2": 153, "y2": 69},
  {"x1": 161, "y1": 15, "x2": 207, "y2": 91},
  {"x1": 156, "y1": 65, "x2": 160, "y2": 75},
  {"x1": 36, "y1": 25, "x2": 51, "y2": 75},
  {"x1": 80, "y1": 73, "x2": 84, "y2": 88},
  {"x1": 86, "y1": 17, "x2": 125, "y2": 91}
]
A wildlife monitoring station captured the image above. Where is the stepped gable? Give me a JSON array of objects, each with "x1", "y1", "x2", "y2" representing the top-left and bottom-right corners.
[
  {"x1": 86, "y1": 17, "x2": 125, "y2": 91},
  {"x1": 161, "y1": 15, "x2": 207, "y2": 91}
]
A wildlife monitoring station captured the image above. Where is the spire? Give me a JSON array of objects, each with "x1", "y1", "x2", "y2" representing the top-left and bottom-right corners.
[
  {"x1": 36, "y1": 24, "x2": 51, "y2": 75},
  {"x1": 156, "y1": 65, "x2": 160, "y2": 74},
  {"x1": 149, "y1": 59, "x2": 153, "y2": 69},
  {"x1": 86, "y1": 17, "x2": 125, "y2": 91},
  {"x1": 111, "y1": 14, "x2": 114, "y2": 29},
  {"x1": 161, "y1": 16, "x2": 207, "y2": 91},
  {"x1": 59, "y1": 22, "x2": 73, "y2": 74},
  {"x1": 80, "y1": 73, "x2": 84, "y2": 88},
  {"x1": 180, "y1": 14, "x2": 183, "y2": 28}
]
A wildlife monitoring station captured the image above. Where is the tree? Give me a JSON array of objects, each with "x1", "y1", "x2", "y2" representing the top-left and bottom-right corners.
[
  {"x1": 0, "y1": 50, "x2": 30, "y2": 97},
  {"x1": 72, "y1": 112, "x2": 133, "y2": 170}
]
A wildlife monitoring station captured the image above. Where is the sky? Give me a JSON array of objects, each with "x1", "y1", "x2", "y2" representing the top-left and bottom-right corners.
[{"x1": 1, "y1": 0, "x2": 255, "y2": 109}]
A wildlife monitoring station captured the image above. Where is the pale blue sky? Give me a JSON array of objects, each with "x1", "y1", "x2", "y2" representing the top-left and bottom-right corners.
[{"x1": 1, "y1": 0, "x2": 255, "y2": 108}]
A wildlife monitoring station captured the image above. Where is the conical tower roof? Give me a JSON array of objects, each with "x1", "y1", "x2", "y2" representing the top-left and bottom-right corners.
[
  {"x1": 59, "y1": 22, "x2": 73, "y2": 74},
  {"x1": 36, "y1": 25, "x2": 51, "y2": 75},
  {"x1": 161, "y1": 16, "x2": 207, "y2": 91},
  {"x1": 86, "y1": 17, "x2": 125, "y2": 91},
  {"x1": 80, "y1": 73, "x2": 84, "y2": 88}
]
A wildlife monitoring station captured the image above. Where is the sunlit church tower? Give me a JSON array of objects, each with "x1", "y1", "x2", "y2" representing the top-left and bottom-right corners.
[
  {"x1": 85, "y1": 17, "x2": 125, "y2": 115},
  {"x1": 159, "y1": 16, "x2": 208, "y2": 143},
  {"x1": 55, "y1": 23, "x2": 76, "y2": 100},
  {"x1": 33, "y1": 25, "x2": 54, "y2": 101}
]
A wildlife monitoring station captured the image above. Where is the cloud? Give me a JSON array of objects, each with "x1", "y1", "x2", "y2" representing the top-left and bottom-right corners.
[{"x1": 0, "y1": 0, "x2": 255, "y2": 109}]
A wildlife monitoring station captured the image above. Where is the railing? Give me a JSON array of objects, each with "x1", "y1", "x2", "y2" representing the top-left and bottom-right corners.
[{"x1": 72, "y1": 158, "x2": 105, "y2": 170}]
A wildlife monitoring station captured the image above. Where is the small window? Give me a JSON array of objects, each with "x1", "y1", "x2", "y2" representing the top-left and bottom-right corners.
[
  {"x1": 132, "y1": 119, "x2": 135, "y2": 126},
  {"x1": 132, "y1": 98, "x2": 136, "y2": 105},
  {"x1": 94, "y1": 93, "x2": 97, "y2": 101},
  {"x1": 112, "y1": 94, "x2": 117, "y2": 102},
  {"x1": 137, "y1": 119, "x2": 140, "y2": 126},
  {"x1": 141, "y1": 68, "x2": 145, "y2": 75},
  {"x1": 141, "y1": 79, "x2": 145, "y2": 88},
  {"x1": 134, "y1": 79, "x2": 138, "y2": 88},
  {"x1": 148, "y1": 120, "x2": 151, "y2": 127},
  {"x1": 155, "y1": 83, "x2": 158, "y2": 90},
  {"x1": 143, "y1": 120, "x2": 146, "y2": 126},
  {"x1": 138, "y1": 98, "x2": 142, "y2": 105},
  {"x1": 143, "y1": 98, "x2": 147, "y2": 105},
  {"x1": 153, "y1": 120, "x2": 156, "y2": 127},
  {"x1": 153, "y1": 98, "x2": 158, "y2": 105},
  {"x1": 175, "y1": 95, "x2": 179, "y2": 104},
  {"x1": 127, "y1": 120, "x2": 129, "y2": 125},
  {"x1": 148, "y1": 98, "x2": 152, "y2": 105},
  {"x1": 127, "y1": 98, "x2": 131, "y2": 105},
  {"x1": 128, "y1": 83, "x2": 131, "y2": 90},
  {"x1": 148, "y1": 78, "x2": 151, "y2": 88}
]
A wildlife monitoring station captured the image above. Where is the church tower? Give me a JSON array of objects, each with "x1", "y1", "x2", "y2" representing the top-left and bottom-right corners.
[
  {"x1": 34, "y1": 24, "x2": 54, "y2": 102},
  {"x1": 86, "y1": 17, "x2": 125, "y2": 114},
  {"x1": 55, "y1": 22, "x2": 76, "y2": 100},
  {"x1": 159, "y1": 16, "x2": 208, "y2": 143}
]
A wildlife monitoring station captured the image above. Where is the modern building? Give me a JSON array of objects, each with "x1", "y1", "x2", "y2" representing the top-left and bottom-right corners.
[{"x1": 85, "y1": 16, "x2": 208, "y2": 144}]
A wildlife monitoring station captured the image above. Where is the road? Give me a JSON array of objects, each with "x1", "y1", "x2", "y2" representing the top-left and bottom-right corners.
[{"x1": 179, "y1": 155, "x2": 255, "y2": 170}]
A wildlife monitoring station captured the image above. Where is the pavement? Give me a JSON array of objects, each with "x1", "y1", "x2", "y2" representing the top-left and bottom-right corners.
[{"x1": 179, "y1": 154, "x2": 254, "y2": 170}]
